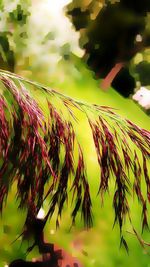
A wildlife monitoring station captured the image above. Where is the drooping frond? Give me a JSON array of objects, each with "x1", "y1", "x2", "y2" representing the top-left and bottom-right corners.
[{"x1": 0, "y1": 70, "x2": 150, "y2": 245}]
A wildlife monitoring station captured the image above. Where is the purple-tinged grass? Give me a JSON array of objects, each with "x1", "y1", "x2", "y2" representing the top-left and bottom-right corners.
[{"x1": 0, "y1": 70, "x2": 150, "y2": 252}]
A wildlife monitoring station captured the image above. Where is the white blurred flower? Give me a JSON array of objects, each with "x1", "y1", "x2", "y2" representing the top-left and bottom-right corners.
[
  {"x1": 37, "y1": 208, "x2": 45, "y2": 219},
  {"x1": 136, "y1": 34, "x2": 142, "y2": 42},
  {"x1": 132, "y1": 86, "x2": 150, "y2": 110},
  {"x1": 26, "y1": 0, "x2": 82, "y2": 68}
]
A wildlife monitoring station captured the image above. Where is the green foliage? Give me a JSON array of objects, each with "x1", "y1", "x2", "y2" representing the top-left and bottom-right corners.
[{"x1": 0, "y1": 0, "x2": 31, "y2": 71}]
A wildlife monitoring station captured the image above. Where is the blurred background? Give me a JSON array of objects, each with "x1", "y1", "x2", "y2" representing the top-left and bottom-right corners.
[{"x1": 0, "y1": 0, "x2": 150, "y2": 266}]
